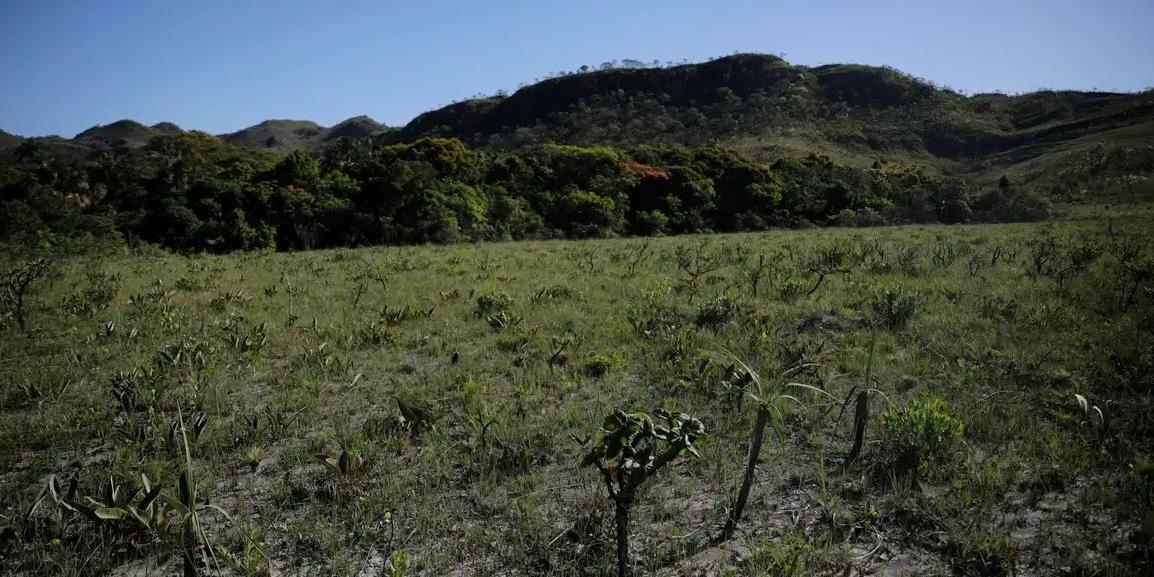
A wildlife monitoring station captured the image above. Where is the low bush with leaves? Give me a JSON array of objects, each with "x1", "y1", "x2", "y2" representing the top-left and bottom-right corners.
[
  {"x1": 475, "y1": 291, "x2": 513, "y2": 317},
  {"x1": 581, "y1": 409, "x2": 706, "y2": 577},
  {"x1": 881, "y1": 397, "x2": 964, "y2": 477},
  {"x1": 694, "y1": 294, "x2": 739, "y2": 330},
  {"x1": 869, "y1": 285, "x2": 921, "y2": 330},
  {"x1": 583, "y1": 353, "x2": 618, "y2": 377}
]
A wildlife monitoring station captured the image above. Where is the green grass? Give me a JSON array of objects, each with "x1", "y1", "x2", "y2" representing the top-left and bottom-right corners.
[{"x1": 1, "y1": 202, "x2": 1152, "y2": 576}]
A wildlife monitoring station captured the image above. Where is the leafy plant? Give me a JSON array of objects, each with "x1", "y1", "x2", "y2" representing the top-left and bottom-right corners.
[
  {"x1": 1074, "y1": 393, "x2": 1112, "y2": 448},
  {"x1": 221, "y1": 319, "x2": 268, "y2": 354},
  {"x1": 869, "y1": 285, "x2": 921, "y2": 330},
  {"x1": 881, "y1": 397, "x2": 964, "y2": 477},
  {"x1": 111, "y1": 367, "x2": 169, "y2": 414},
  {"x1": 486, "y1": 310, "x2": 523, "y2": 332},
  {"x1": 28, "y1": 473, "x2": 172, "y2": 542},
  {"x1": 385, "y1": 550, "x2": 411, "y2": 577},
  {"x1": 63, "y1": 270, "x2": 120, "y2": 316},
  {"x1": 209, "y1": 289, "x2": 252, "y2": 312},
  {"x1": 580, "y1": 409, "x2": 706, "y2": 577},
  {"x1": 475, "y1": 292, "x2": 513, "y2": 317},
  {"x1": 950, "y1": 527, "x2": 1017, "y2": 576},
  {"x1": 778, "y1": 278, "x2": 808, "y2": 301},
  {"x1": 352, "y1": 321, "x2": 396, "y2": 348},
  {"x1": 694, "y1": 295, "x2": 739, "y2": 330},
  {"x1": 583, "y1": 353, "x2": 618, "y2": 377},
  {"x1": 316, "y1": 446, "x2": 366, "y2": 480}
]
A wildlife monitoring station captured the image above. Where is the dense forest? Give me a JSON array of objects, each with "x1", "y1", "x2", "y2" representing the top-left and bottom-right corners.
[{"x1": 0, "y1": 132, "x2": 1050, "y2": 253}]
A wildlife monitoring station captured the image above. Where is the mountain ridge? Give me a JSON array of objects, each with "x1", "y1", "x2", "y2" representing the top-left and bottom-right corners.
[{"x1": 4, "y1": 53, "x2": 1151, "y2": 187}]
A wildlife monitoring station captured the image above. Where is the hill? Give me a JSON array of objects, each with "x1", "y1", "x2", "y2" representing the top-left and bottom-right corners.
[
  {"x1": 2, "y1": 54, "x2": 1151, "y2": 190},
  {"x1": 220, "y1": 116, "x2": 391, "y2": 150},
  {"x1": 0, "y1": 129, "x2": 23, "y2": 150},
  {"x1": 398, "y1": 54, "x2": 1154, "y2": 187},
  {"x1": 72, "y1": 119, "x2": 184, "y2": 149},
  {"x1": 219, "y1": 119, "x2": 324, "y2": 150}
]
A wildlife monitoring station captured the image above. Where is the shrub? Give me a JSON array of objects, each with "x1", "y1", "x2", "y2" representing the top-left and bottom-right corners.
[
  {"x1": 870, "y1": 285, "x2": 921, "y2": 329},
  {"x1": 581, "y1": 409, "x2": 706, "y2": 577},
  {"x1": 881, "y1": 397, "x2": 964, "y2": 472},
  {"x1": 778, "y1": 278, "x2": 808, "y2": 301},
  {"x1": 475, "y1": 291, "x2": 513, "y2": 317},
  {"x1": 583, "y1": 353, "x2": 618, "y2": 377},
  {"x1": 831, "y1": 207, "x2": 887, "y2": 227},
  {"x1": 973, "y1": 188, "x2": 1053, "y2": 223},
  {"x1": 694, "y1": 295, "x2": 739, "y2": 329}
]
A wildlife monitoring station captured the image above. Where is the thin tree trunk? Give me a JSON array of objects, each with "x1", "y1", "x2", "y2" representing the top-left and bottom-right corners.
[
  {"x1": 614, "y1": 497, "x2": 632, "y2": 577},
  {"x1": 183, "y1": 542, "x2": 198, "y2": 577},
  {"x1": 846, "y1": 390, "x2": 869, "y2": 465},
  {"x1": 723, "y1": 403, "x2": 770, "y2": 540}
]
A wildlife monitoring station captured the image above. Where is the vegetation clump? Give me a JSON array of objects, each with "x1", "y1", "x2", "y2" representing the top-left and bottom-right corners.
[
  {"x1": 870, "y1": 285, "x2": 922, "y2": 330},
  {"x1": 881, "y1": 397, "x2": 964, "y2": 476},
  {"x1": 694, "y1": 294, "x2": 739, "y2": 330},
  {"x1": 581, "y1": 409, "x2": 706, "y2": 577}
]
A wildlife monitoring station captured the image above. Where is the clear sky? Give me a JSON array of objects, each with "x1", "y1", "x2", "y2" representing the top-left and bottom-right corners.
[{"x1": 2, "y1": 0, "x2": 1151, "y2": 137}]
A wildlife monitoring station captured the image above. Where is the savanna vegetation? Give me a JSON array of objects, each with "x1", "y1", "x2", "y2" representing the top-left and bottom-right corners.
[
  {"x1": 1, "y1": 202, "x2": 1152, "y2": 575},
  {"x1": 2, "y1": 53, "x2": 1154, "y2": 577}
]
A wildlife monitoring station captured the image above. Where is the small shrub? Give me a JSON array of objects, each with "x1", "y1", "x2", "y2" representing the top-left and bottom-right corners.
[
  {"x1": 870, "y1": 285, "x2": 921, "y2": 330},
  {"x1": 881, "y1": 397, "x2": 964, "y2": 473},
  {"x1": 63, "y1": 270, "x2": 120, "y2": 316},
  {"x1": 174, "y1": 275, "x2": 207, "y2": 292},
  {"x1": 581, "y1": 409, "x2": 706, "y2": 577},
  {"x1": 475, "y1": 291, "x2": 513, "y2": 317},
  {"x1": 694, "y1": 295, "x2": 739, "y2": 330},
  {"x1": 3, "y1": 257, "x2": 50, "y2": 332},
  {"x1": 778, "y1": 278, "x2": 808, "y2": 301},
  {"x1": 626, "y1": 300, "x2": 682, "y2": 338},
  {"x1": 583, "y1": 353, "x2": 618, "y2": 377}
]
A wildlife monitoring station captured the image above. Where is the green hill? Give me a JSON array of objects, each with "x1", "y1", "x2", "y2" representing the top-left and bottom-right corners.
[
  {"x1": 220, "y1": 119, "x2": 325, "y2": 150},
  {"x1": 3, "y1": 54, "x2": 1151, "y2": 193},
  {"x1": 397, "y1": 54, "x2": 1154, "y2": 189},
  {"x1": 73, "y1": 119, "x2": 180, "y2": 148},
  {"x1": 220, "y1": 116, "x2": 391, "y2": 150}
]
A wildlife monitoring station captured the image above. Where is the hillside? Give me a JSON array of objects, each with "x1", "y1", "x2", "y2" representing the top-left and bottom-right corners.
[
  {"x1": 2, "y1": 54, "x2": 1151, "y2": 189},
  {"x1": 69, "y1": 119, "x2": 183, "y2": 149},
  {"x1": 0, "y1": 116, "x2": 393, "y2": 157},
  {"x1": 398, "y1": 54, "x2": 1154, "y2": 187},
  {"x1": 0, "y1": 129, "x2": 23, "y2": 150}
]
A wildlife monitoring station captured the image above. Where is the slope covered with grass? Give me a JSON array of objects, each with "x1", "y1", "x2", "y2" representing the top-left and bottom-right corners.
[{"x1": 2, "y1": 203, "x2": 1151, "y2": 575}]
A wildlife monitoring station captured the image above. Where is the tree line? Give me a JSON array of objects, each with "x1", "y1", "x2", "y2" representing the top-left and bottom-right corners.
[{"x1": 0, "y1": 132, "x2": 1050, "y2": 253}]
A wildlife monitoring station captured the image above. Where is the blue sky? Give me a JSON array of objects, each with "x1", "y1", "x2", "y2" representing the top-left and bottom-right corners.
[{"x1": 2, "y1": 0, "x2": 1151, "y2": 137}]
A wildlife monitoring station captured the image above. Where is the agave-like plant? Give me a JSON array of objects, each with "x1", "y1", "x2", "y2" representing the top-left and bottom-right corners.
[
  {"x1": 720, "y1": 351, "x2": 833, "y2": 541},
  {"x1": 1074, "y1": 393, "x2": 1111, "y2": 448},
  {"x1": 316, "y1": 446, "x2": 366, "y2": 479},
  {"x1": 27, "y1": 473, "x2": 171, "y2": 541}
]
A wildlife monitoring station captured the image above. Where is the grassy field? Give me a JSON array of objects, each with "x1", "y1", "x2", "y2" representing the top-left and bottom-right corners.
[{"x1": 2, "y1": 202, "x2": 1153, "y2": 576}]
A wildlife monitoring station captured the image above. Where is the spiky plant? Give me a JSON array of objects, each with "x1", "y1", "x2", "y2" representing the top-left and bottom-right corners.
[{"x1": 721, "y1": 351, "x2": 832, "y2": 541}]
